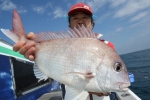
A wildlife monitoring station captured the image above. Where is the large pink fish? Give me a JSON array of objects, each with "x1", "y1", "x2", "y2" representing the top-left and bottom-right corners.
[{"x1": 1, "y1": 10, "x2": 130, "y2": 99}]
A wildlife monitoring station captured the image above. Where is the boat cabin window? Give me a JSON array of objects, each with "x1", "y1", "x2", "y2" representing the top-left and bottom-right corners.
[{"x1": 11, "y1": 57, "x2": 51, "y2": 97}]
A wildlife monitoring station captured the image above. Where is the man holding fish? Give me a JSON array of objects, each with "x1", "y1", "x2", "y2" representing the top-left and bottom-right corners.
[{"x1": 7, "y1": 2, "x2": 130, "y2": 100}]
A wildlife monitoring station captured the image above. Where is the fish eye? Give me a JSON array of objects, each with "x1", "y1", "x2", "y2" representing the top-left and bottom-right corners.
[{"x1": 114, "y1": 62, "x2": 122, "y2": 72}]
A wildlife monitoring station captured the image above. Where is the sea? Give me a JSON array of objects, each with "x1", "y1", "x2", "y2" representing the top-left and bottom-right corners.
[{"x1": 120, "y1": 48, "x2": 150, "y2": 100}]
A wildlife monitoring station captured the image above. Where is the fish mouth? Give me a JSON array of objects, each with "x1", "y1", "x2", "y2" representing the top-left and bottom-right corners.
[{"x1": 119, "y1": 83, "x2": 130, "y2": 91}]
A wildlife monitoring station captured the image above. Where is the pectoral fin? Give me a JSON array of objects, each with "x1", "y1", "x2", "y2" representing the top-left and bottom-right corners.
[
  {"x1": 33, "y1": 64, "x2": 48, "y2": 82},
  {"x1": 65, "y1": 70, "x2": 96, "y2": 80},
  {"x1": 85, "y1": 72, "x2": 96, "y2": 78},
  {"x1": 65, "y1": 85, "x2": 88, "y2": 100}
]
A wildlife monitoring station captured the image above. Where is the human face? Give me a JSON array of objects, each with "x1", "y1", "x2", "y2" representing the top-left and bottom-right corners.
[{"x1": 69, "y1": 12, "x2": 93, "y2": 30}]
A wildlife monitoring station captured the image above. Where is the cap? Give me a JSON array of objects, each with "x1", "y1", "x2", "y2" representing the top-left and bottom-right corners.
[{"x1": 68, "y1": 3, "x2": 92, "y2": 16}]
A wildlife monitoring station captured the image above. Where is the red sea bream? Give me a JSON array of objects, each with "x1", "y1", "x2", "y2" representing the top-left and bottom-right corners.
[{"x1": 1, "y1": 10, "x2": 130, "y2": 100}]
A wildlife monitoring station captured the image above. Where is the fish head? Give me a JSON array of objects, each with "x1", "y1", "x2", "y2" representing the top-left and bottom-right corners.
[{"x1": 95, "y1": 49, "x2": 130, "y2": 92}]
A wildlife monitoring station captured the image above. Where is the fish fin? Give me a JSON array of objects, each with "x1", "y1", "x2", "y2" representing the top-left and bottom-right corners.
[
  {"x1": 65, "y1": 71, "x2": 96, "y2": 80},
  {"x1": 65, "y1": 85, "x2": 88, "y2": 100},
  {"x1": 84, "y1": 72, "x2": 96, "y2": 78},
  {"x1": 76, "y1": 72, "x2": 96, "y2": 80},
  {"x1": 33, "y1": 25, "x2": 103, "y2": 42},
  {"x1": 96, "y1": 33, "x2": 103, "y2": 39},
  {"x1": 73, "y1": 69, "x2": 95, "y2": 79},
  {"x1": 1, "y1": 29, "x2": 19, "y2": 43},
  {"x1": 33, "y1": 64, "x2": 48, "y2": 82},
  {"x1": 33, "y1": 32, "x2": 63, "y2": 42},
  {"x1": 1, "y1": 10, "x2": 27, "y2": 43}
]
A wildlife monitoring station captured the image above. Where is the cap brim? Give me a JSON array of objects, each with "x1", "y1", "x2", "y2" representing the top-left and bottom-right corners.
[{"x1": 68, "y1": 8, "x2": 92, "y2": 16}]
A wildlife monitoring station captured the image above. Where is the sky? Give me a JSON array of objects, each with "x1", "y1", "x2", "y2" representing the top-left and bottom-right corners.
[{"x1": 0, "y1": 0, "x2": 150, "y2": 55}]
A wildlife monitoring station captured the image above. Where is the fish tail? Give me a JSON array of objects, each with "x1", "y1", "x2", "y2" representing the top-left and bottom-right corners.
[{"x1": 1, "y1": 10, "x2": 27, "y2": 43}]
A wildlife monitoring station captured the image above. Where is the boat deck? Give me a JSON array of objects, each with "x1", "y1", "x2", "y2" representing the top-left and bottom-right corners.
[
  {"x1": 38, "y1": 89, "x2": 141, "y2": 100},
  {"x1": 38, "y1": 90, "x2": 110, "y2": 100},
  {"x1": 37, "y1": 90, "x2": 62, "y2": 100}
]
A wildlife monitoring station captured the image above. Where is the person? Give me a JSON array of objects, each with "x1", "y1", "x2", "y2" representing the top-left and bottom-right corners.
[{"x1": 13, "y1": 2, "x2": 114, "y2": 99}]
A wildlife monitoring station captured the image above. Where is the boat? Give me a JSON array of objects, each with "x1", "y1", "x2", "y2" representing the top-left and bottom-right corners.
[
  {"x1": 0, "y1": 38, "x2": 141, "y2": 100},
  {"x1": 0, "y1": 38, "x2": 60, "y2": 100}
]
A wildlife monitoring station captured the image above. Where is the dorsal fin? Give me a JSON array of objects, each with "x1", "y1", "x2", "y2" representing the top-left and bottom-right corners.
[{"x1": 33, "y1": 25, "x2": 102, "y2": 42}]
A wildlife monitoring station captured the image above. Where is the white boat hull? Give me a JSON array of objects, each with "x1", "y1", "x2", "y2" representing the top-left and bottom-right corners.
[{"x1": 38, "y1": 89, "x2": 141, "y2": 100}]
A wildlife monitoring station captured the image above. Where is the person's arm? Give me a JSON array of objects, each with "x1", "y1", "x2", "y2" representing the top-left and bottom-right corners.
[{"x1": 13, "y1": 32, "x2": 36, "y2": 61}]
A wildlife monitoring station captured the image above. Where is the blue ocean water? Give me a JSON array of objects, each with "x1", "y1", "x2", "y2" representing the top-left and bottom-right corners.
[{"x1": 120, "y1": 48, "x2": 150, "y2": 100}]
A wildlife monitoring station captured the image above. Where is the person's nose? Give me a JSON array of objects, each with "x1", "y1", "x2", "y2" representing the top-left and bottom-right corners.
[{"x1": 77, "y1": 19, "x2": 84, "y2": 26}]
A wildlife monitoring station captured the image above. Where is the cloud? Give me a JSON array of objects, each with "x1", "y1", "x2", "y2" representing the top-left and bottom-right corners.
[
  {"x1": 74, "y1": 0, "x2": 107, "y2": 13},
  {"x1": 0, "y1": 0, "x2": 16, "y2": 11},
  {"x1": 116, "y1": 27, "x2": 150, "y2": 54},
  {"x1": 111, "y1": 27, "x2": 123, "y2": 35},
  {"x1": 114, "y1": 0, "x2": 150, "y2": 18},
  {"x1": 33, "y1": 6, "x2": 45, "y2": 14},
  {"x1": 45, "y1": 2, "x2": 52, "y2": 8},
  {"x1": 116, "y1": 27, "x2": 123, "y2": 32},
  {"x1": 126, "y1": 30, "x2": 150, "y2": 46},
  {"x1": 130, "y1": 12, "x2": 147, "y2": 22},
  {"x1": 0, "y1": 0, "x2": 27, "y2": 14},
  {"x1": 87, "y1": 0, "x2": 107, "y2": 12},
  {"x1": 53, "y1": 7, "x2": 66, "y2": 18},
  {"x1": 63, "y1": 0, "x2": 69, "y2": 2},
  {"x1": 17, "y1": 6, "x2": 27, "y2": 14},
  {"x1": 76, "y1": 0, "x2": 86, "y2": 3},
  {"x1": 96, "y1": 13, "x2": 110, "y2": 24},
  {"x1": 32, "y1": 2, "x2": 52, "y2": 14},
  {"x1": 110, "y1": 0, "x2": 126, "y2": 8},
  {"x1": 67, "y1": 3, "x2": 72, "y2": 8},
  {"x1": 32, "y1": 2, "x2": 66, "y2": 19},
  {"x1": 130, "y1": 12, "x2": 150, "y2": 27}
]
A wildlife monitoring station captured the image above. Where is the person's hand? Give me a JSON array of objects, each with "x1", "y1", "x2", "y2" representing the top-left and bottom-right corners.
[
  {"x1": 13, "y1": 32, "x2": 36, "y2": 61},
  {"x1": 88, "y1": 92, "x2": 110, "y2": 96}
]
